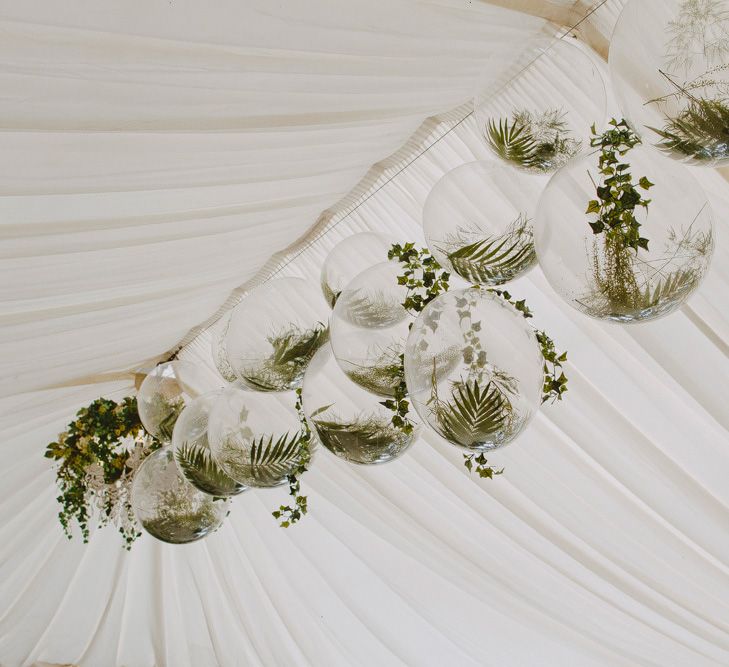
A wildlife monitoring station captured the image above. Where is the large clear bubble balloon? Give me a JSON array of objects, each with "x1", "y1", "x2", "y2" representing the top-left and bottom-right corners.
[
  {"x1": 131, "y1": 447, "x2": 230, "y2": 544},
  {"x1": 474, "y1": 37, "x2": 605, "y2": 173},
  {"x1": 137, "y1": 361, "x2": 220, "y2": 442},
  {"x1": 171, "y1": 392, "x2": 247, "y2": 497},
  {"x1": 404, "y1": 289, "x2": 542, "y2": 451},
  {"x1": 207, "y1": 387, "x2": 306, "y2": 488},
  {"x1": 330, "y1": 261, "x2": 411, "y2": 397},
  {"x1": 320, "y1": 232, "x2": 395, "y2": 308},
  {"x1": 423, "y1": 161, "x2": 544, "y2": 286},
  {"x1": 610, "y1": 0, "x2": 729, "y2": 167},
  {"x1": 210, "y1": 312, "x2": 238, "y2": 383},
  {"x1": 535, "y1": 144, "x2": 714, "y2": 323},
  {"x1": 303, "y1": 346, "x2": 417, "y2": 465},
  {"x1": 226, "y1": 278, "x2": 329, "y2": 392}
]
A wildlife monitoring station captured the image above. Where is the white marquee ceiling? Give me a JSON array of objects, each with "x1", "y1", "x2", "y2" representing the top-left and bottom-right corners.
[{"x1": 2, "y1": 1, "x2": 729, "y2": 665}]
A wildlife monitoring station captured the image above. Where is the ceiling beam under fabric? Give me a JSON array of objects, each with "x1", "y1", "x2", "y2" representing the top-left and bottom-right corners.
[{"x1": 476, "y1": 0, "x2": 609, "y2": 58}]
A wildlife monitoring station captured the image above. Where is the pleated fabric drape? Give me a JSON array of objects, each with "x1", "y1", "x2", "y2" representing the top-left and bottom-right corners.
[{"x1": 3, "y1": 1, "x2": 729, "y2": 666}]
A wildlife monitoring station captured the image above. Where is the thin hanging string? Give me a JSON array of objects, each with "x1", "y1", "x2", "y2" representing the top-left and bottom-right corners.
[{"x1": 170, "y1": 0, "x2": 609, "y2": 357}]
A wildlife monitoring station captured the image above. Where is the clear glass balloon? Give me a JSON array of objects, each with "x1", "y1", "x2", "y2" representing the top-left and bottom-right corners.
[
  {"x1": 610, "y1": 0, "x2": 729, "y2": 167},
  {"x1": 206, "y1": 387, "x2": 306, "y2": 488},
  {"x1": 535, "y1": 145, "x2": 714, "y2": 323},
  {"x1": 171, "y1": 392, "x2": 247, "y2": 497},
  {"x1": 137, "y1": 361, "x2": 219, "y2": 442},
  {"x1": 131, "y1": 447, "x2": 230, "y2": 544},
  {"x1": 211, "y1": 312, "x2": 238, "y2": 383},
  {"x1": 474, "y1": 37, "x2": 605, "y2": 173},
  {"x1": 226, "y1": 278, "x2": 329, "y2": 392},
  {"x1": 423, "y1": 161, "x2": 544, "y2": 285},
  {"x1": 404, "y1": 289, "x2": 542, "y2": 451},
  {"x1": 302, "y1": 345, "x2": 417, "y2": 465},
  {"x1": 330, "y1": 261, "x2": 411, "y2": 397},
  {"x1": 320, "y1": 232, "x2": 395, "y2": 308}
]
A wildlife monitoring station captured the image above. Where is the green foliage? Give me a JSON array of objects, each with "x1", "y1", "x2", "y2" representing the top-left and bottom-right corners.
[
  {"x1": 239, "y1": 323, "x2": 329, "y2": 391},
  {"x1": 431, "y1": 378, "x2": 512, "y2": 448},
  {"x1": 312, "y1": 410, "x2": 410, "y2": 464},
  {"x1": 44, "y1": 396, "x2": 160, "y2": 549},
  {"x1": 175, "y1": 442, "x2": 243, "y2": 497},
  {"x1": 388, "y1": 243, "x2": 451, "y2": 315},
  {"x1": 485, "y1": 109, "x2": 580, "y2": 172},
  {"x1": 586, "y1": 118, "x2": 653, "y2": 252},
  {"x1": 379, "y1": 354, "x2": 415, "y2": 436},
  {"x1": 650, "y1": 94, "x2": 729, "y2": 162},
  {"x1": 345, "y1": 342, "x2": 404, "y2": 396},
  {"x1": 463, "y1": 453, "x2": 504, "y2": 479},
  {"x1": 271, "y1": 388, "x2": 311, "y2": 528},
  {"x1": 248, "y1": 430, "x2": 304, "y2": 487},
  {"x1": 445, "y1": 214, "x2": 536, "y2": 285}
]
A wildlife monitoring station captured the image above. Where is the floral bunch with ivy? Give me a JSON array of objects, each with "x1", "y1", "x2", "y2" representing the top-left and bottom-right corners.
[{"x1": 44, "y1": 397, "x2": 160, "y2": 549}]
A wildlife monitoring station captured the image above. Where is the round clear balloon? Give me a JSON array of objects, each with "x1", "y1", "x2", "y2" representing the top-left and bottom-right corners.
[
  {"x1": 226, "y1": 278, "x2": 329, "y2": 392},
  {"x1": 610, "y1": 0, "x2": 729, "y2": 167},
  {"x1": 474, "y1": 37, "x2": 605, "y2": 173},
  {"x1": 131, "y1": 447, "x2": 230, "y2": 544},
  {"x1": 207, "y1": 387, "x2": 306, "y2": 488},
  {"x1": 137, "y1": 361, "x2": 219, "y2": 442},
  {"x1": 535, "y1": 144, "x2": 714, "y2": 323},
  {"x1": 404, "y1": 289, "x2": 543, "y2": 451},
  {"x1": 320, "y1": 232, "x2": 395, "y2": 308},
  {"x1": 423, "y1": 161, "x2": 544, "y2": 285},
  {"x1": 303, "y1": 346, "x2": 417, "y2": 465},
  {"x1": 211, "y1": 312, "x2": 238, "y2": 383},
  {"x1": 330, "y1": 261, "x2": 410, "y2": 397},
  {"x1": 171, "y1": 392, "x2": 247, "y2": 497}
]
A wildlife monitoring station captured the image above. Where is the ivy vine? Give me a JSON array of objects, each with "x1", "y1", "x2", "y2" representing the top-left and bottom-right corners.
[
  {"x1": 272, "y1": 388, "x2": 311, "y2": 528},
  {"x1": 587, "y1": 118, "x2": 653, "y2": 251}
]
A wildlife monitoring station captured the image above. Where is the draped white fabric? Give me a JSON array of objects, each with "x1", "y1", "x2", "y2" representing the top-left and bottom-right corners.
[{"x1": 2, "y1": 1, "x2": 729, "y2": 666}]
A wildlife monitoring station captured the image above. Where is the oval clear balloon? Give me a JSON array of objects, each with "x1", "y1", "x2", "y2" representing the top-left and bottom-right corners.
[
  {"x1": 226, "y1": 278, "x2": 329, "y2": 392},
  {"x1": 423, "y1": 161, "x2": 543, "y2": 286},
  {"x1": 131, "y1": 447, "x2": 230, "y2": 544},
  {"x1": 535, "y1": 144, "x2": 714, "y2": 322},
  {"x1": 207, "y1": 387, "x2": 306, "y2": 488},
  {"x1": 475, "y1": 37, "x2": 606, "y2": 173},
  {"x1": 303, "y1": 345, "x2": 417, "y2": 465},
  {"x1": 320, "y1": 232, "x2": 395, "y2": 308},
  {"x1": 329, "y1": 261, "x2": 411, "y2": 396},
  {"x1": 404, "y1": 289, "x2": 542, "y2": 451},
  {"x1": 137, "y1": 361, "x2": 220, "y2": 442},
  {"x1": 610, "y1": 0, "x2": 729, "y2": 167},
  {"x1": 172, "y1": 392, "x2": 247, "y2": 497}
]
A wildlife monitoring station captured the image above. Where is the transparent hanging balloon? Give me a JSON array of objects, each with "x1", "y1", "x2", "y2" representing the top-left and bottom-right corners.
[
  {"x1": 206, "y1": 387, "x2": 306, "y2": 488},
  {"x1": 210, "y1": 312, "x2": 238, "y2": 383},
  {"x1": 535, "y1": 144, "x2": 714, "y2": 323},
  {"x1": 423, "y1": 161, "x2": 545, "y2": 286},
  {"x1": 404, "y1": 289, "x2": 542, "y2": 451},
  {"x1": 610, "y1": 0, "x2": 729, "y2": 167},
  {"x1": 131, "y1": 447, "x2": 230, "y2": 544},
  {"x1": 474, "y1": 37, "x2": 606, "y2": 173},
  {"x1": 320, "y1": 232, "x2": 395, "y2": 308},
  {"x1": 302, "y1": 345, "x2": 417, "y2": 465},
  {"x1": 330, "y1": 261, "x2": 411, "y2": 397},
  {"x1": 171, "y1": 392, "x2": 247, "y2": 497},
  {"x1": 137, "y1": 361, "x2": 219, "y2": 442},
  {"x1": 226, "y1": 278, "x2": 330, "y2": 392}
]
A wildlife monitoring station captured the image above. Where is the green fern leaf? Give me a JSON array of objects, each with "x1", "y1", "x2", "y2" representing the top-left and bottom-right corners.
[{"x1": 175, "y1": 442, "x2": 244, "y2": 497}]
